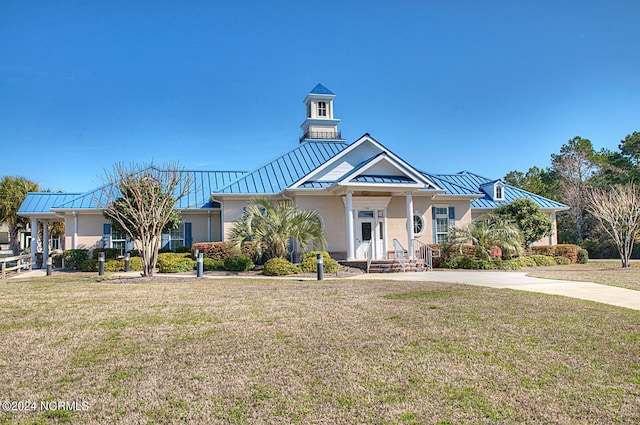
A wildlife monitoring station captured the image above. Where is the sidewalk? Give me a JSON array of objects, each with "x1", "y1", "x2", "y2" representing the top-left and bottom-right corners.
[{"x1": 352, "y1": 270, "x2": 640, "y2": 311}]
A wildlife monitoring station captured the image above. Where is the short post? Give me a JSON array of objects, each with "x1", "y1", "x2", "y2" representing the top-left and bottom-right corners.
[
  {"x1": 316, "y1": 253, "x2": 324, "y2": 281},
  {"x1": 197, "y1": 253, "x2": 204, "y2": 278},
  {"x1": 46, "y1": 256, "x2": 52, "y2": 276},
  {"x1": 124, "y1": 253, "x2": 130, "y2": 272},
  {"x1": 98, "y1": 252, "x2": 105, "y2": 276}
]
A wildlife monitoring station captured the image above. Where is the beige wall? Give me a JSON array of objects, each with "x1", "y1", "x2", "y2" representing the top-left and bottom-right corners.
[
  {"x1": 63, "y1": 212, "x2": 107, "y2": 252},
  {"x1": 294, "y1": 195, "x2": 347, "y2": 256},
  {"x1": 181, "y1": 212, "x2": 222, "y2": 243}
]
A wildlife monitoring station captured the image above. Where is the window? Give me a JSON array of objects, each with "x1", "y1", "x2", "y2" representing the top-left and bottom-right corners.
[
  {"x1": 358, "y1": 210, "x2": 374, "y2": 218},
  {"x1": 318, "y1": 101, "x2": 327, "y2": 117},
  {"x1": 169, "y1": 225, "x2": 185, "y2": 250},
  {"x1": 111, "y1": 228, "x2": 127, "y2": 255},
  {"x1": 306, "y1": 103, "x2": 311, "y2": 118},
  {"x1": 434, "y1": 207, "x2": 449, "y2": 244},
  {"x1": 495, "y1": 184, "x2": 504, "y2": 200},
  {"x1": 413, "y1": 215, "x2": 424, "y2": 236}
]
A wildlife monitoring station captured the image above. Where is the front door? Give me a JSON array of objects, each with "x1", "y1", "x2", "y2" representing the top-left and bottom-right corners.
[{"x1": 355, "y1": 210, "x2": 384, "y2": 260}]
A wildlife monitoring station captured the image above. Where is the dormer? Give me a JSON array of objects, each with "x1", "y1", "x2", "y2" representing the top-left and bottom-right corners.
[
  {"x1": 480, "y1": 180, "x2": 505, "y2": 201},
  {"x1": 300, "y1": 83, "x2": 343, "y2": 143}
]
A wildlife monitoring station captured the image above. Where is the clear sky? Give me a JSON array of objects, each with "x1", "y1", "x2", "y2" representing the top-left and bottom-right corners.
[{"x1": 1, "y1": 0, "x2": 639, "y2": 192}]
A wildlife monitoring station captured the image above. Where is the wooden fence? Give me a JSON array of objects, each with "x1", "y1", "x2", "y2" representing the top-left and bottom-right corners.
[{"x1": 1, "y1": 254, "x2": 34, "y2": 281}]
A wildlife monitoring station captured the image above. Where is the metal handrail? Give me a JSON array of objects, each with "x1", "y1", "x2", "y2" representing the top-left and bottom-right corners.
[
  {"x1": 299, "y1": 130, "x2": 342, "y2": 142},
  {"x1": 412, "y1": 239, "x2": 433, "y2": 271},
  {"x1": 392, "y1": 239, "x2": 406, "y2": 272},
  {"x1": 365, "y1": 241, "x2": 373, "y2": 273}
]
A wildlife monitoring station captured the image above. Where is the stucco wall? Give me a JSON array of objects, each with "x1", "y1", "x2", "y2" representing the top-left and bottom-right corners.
[
  {"x1": 181, "y1": 212, "x2": 222, "y2": 243},
  {"x1": 293, "y1": 195, "x2": 346, "y2": 256}
]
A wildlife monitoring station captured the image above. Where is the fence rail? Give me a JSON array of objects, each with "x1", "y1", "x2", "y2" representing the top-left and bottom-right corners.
[{"x1": 1, "y1": 254, "x2": 34, "y2": 281}]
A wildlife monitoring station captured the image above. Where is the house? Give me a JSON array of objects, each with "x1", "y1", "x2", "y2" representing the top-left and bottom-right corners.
[{"x1": 18, "y1": 84, "x2": 567, "y2": 267}]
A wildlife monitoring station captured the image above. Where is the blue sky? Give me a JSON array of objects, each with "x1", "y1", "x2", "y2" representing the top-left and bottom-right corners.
[{"x1": 1, "y1": 1, "x2": 639, "y2": 192}]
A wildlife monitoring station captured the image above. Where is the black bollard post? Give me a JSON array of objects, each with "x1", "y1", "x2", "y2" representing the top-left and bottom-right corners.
[
  {"x1": 194, "y1": 249, "x2": 199, "y2": 260},
  {"x1": 46, "y1": 256, "x2": 52, "y2": 277},
  {"x1": 316, "y1": 253, "x2": 324, "y2": 281},
  {"x1": 124, "y1": 253, "x2": 130, "y2": 272},
  {"x1": 98, "y1": 252, "x2": 105, "y2": 276},
  {"x1": 197, "y1": 253, "x2": 204, "y2": 278}
]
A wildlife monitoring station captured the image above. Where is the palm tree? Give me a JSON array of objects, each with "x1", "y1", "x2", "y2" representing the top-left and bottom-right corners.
[
  {"x1": 229, "y1": 198, "x2": 326, "y2": 260},
  {"x1": 446, "y1": 213, "x2": 524, "y2": 260},
  {"x1": 0, "y1": 176, "x2": 40, "y2": 255}
]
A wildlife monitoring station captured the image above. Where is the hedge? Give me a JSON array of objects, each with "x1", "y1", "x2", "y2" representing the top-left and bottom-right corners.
[
  {"x1": 62, "y1": 249, "x2": 89, "y2": 270},
  {"x1": 191, "y1": 241, "x2": 267, "y2": 263},
  {"x1": 300, "y1": 251, "x2": 339, "y2": 274},
  {"x1": 263, "y1": 258, "x2": 301, "y2": 276},
  {"x1": 223, "y1": 255, "x2": 255, "y2": 272},
  {"x1": 92, "y1": 248, "x2": 121, "y2": 260},
  {"x1": 577, "y1": 248, "x2": 589, "y2": 264},
  {"x1": 531, "y1": 244, "x2": 579, "y2": 263},
  {"x1": 439, "y1": 256, "x2": 521, "y2": 270}
]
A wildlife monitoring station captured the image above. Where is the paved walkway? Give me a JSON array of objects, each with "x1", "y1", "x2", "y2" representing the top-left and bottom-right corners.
[
  {"x1": 352, "y1": 270, "x2": 640, "y2": 311},
  {"x1": 10, "y1": 268, "x2": 640, "y2": 311}
]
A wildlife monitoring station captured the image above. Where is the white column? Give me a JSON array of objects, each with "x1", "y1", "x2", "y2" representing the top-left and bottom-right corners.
[
  {"x1": 72, "y1": 212, "x2": 78, "y2": 249},
  {"x1": 346, "y1": 190, "x2": 355, "y2": 260},
  {"x1": 30, "y1": 218, "x2": 38, "y2": 268},
  {"x1": 406, "y1": 192, "x2": 414, "y2": 260},
  {"x1": 42, "y1": 222, "x2": 49, "y2": 267}
]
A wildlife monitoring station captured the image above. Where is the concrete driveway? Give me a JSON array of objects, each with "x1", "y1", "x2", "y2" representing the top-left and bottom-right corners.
[{"x1": 353, "y1": 270, "x2": 640, "y2": 311}]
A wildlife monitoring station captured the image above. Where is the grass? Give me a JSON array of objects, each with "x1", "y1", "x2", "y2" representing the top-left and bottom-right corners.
[
  {"x1": 0, "y1": 275, "x2": 639, "y2": 424},
  {"x1": 527, "y1": 260, "x2": 640, "y2": 291}
]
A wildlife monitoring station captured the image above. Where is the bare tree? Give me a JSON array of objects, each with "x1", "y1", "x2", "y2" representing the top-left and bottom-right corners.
[
  {"x1": 588, "y1": 184, "x2": 640, "y2": 268},
  {"x1": 551, "y1": 137, "x2": 599, "y2": 243},
  {"x1": 98, "y1": 163, "x2": 192, "y2": 277}
]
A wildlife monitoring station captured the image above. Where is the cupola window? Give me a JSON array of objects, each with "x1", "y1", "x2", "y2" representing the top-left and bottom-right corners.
[
  {"x1": 318, "y1": 101, "x2": 327, "y2": 117},
  {"x1": 495, "y1": 183, "x2": 504, "y2": 200}
]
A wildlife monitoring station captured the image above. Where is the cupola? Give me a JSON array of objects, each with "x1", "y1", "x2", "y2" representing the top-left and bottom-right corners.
[{"x1": 300, "y1": 83, "x2": 343, "y2": 143}]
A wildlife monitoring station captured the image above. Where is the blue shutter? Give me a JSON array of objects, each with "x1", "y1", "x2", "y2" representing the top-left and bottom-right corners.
[
  {"x1": 184, "y1": 223, "x2": 192, "y2": 247},
  {"x1": 432, "y1": 206, "x2": 437, "y2": 244},
  {"x1": 103, "y1": 223, "x2": 111, "y2": 248},
  {"x1": 161, "y1": 231, "x2": 170, "y2": 250},
  {"x1": 448, "y1": 207, "x2": 456, "y2": 228}
]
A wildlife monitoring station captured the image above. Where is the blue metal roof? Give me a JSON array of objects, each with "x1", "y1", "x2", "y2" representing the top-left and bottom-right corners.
[
  {"x1": 352, "y1": 175, "x2": 417, "y2": 184},
  {"x1": 45, "y1": 171, "x2": 246, "y2": 210},
  {"x1": 18, "y1": 192, "x2": 84, "y2": 214},
  {"x1": 310, "y1": 83, "x2": 334, "y2": 95},
  {"x1": 435, "y1": 171, "x2": 567, "y2": 209},
  {"x1": 421, "y1": 172, "x2": 481, "y2": 196},
  {"x1": 217, "y1": 141, "x2": 348, "y2": 194}
]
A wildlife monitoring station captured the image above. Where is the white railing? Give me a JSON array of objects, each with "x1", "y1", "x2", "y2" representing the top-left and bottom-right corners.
[
  {"x1": 413, "y1": 239, "x2": 433, "y2": 271},
  {"x1": 365, "y1": 241, "x2": 373, "y2": 273},
  {"x1": 1, "y1": 254, "x2": 34, "y2": 281},
  {"x1": 392, "y1": 239, "x2": 406, "y2": 272}
]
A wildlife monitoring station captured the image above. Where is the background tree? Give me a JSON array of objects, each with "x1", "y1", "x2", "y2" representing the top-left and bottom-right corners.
[
  {"x1": 551, "y1": 136, "x2": 600, "y2": 244},
  {"x1": 446, "y1": 213, "x2": 524, "y2": 260},
  {"x1": 587, "y1": 184, "x2": 640, "y2": 268},
  {"x1": 229, "y1": 198, "x2": 325, "y2": 260},
  {"x1": 494, "y1": 198, "x2": 552, "y2": 248},
  {"x1": 504, "y1": 166, "x2": 557, "y2": 200},
  {"x1": 0, "y1": 176, "x2": 39, "y2": 254},
  {"x1": 619, "y1": 131, "x2": 640, "y2": 166},
  {"x1": 100, "y1": 163, "x2": 191, "y2": 277}
]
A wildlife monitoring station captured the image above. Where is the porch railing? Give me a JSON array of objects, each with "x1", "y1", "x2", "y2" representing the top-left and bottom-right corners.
[
  {"x1": 1, "y1": 254, "x2": 34, "y2": 281},
  {"x1": 364, "y1": 241, "x2": 373, "y2": 273},
  {"x1": 413, "y1": 239, "x2": 433, "y2": 271},
  {"x1": 392, "y1": 239, "x2": 406, "y2": 272}
]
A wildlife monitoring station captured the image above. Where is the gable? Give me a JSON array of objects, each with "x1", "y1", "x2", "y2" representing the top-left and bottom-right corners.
[{"x1": 291, "y1": 134, "x2": 440, "y2": 191}]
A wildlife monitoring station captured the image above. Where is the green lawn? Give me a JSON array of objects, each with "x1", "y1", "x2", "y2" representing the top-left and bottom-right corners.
[{"x1": 0, "y1": 275, "x2": 639, "y2": 424}]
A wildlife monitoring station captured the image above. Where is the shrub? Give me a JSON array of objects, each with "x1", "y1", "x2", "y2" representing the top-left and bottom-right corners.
[
  {"x1": 92, "y1": 248, "x2": 121, "y2": 260},
  {"x1": 554, "y1": 244, "x2": 579, "y2": 263},
  {"x1": 263, "y1": 258, "x2": 302, "y2": 276},
  {"x1": 224, "y1": 255, "x2": 255, "y2": 272},
  {"x1": 158, "y1": 256, "x2": 196, "y2": 273},
  {"x1": 174, "y1": 246, "x2": 192, "y2": 253},
  {"x1": 51, "y1": 253, "x2": 63, "y2": 268},
  {"x1": 62, "y1": 249, "x2": 88, "y2": 270},
  {"x1": 530, "y1": 246, "x2": 555, "y2": 257},
  {"x1": 80, "y1": 259, "x2": 98, "y2": 272},
  {"x1": 192, "y1": 242, "x2": 232, "y2": 261},
  {"x1": 300, "y1": 251, "x2": 339, "y2": 274},
  {"x1": 513, "y1": 256, "x2": 537, "y2": 267},
  {"x1": 531, "y1": 255, "x2": 556, "y2": 266},
  {"x1": 203, "y1": 258, "x2": 224, "y2": 271},
  {"x1": 128, "y1": 256, "x2": 144, "y2": 271},
  {"x1": 554, "y1": 256, "x2": 571, "y2": 265},
  {"x1": 500, "y1": 260, "x2": 521, "y2": 270},
  {"x1": 577, "y1": 248, "x2": 589, "y2": 264}
]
